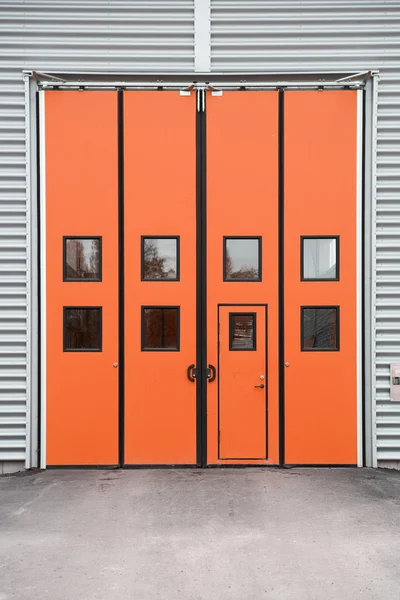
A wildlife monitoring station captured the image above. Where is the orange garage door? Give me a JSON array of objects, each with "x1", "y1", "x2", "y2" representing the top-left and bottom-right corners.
[{"x1": 43, "y1": 88, "x2": 360, "y2": 467}]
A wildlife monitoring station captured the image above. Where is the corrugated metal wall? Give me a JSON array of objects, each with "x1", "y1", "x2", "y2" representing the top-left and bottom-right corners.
[
  {"x1": 0, "y1": 0, "x2": 194, "y2": 468},
  {"x1": 211, "y1": 0, "x2": 400, "y2": 466}
]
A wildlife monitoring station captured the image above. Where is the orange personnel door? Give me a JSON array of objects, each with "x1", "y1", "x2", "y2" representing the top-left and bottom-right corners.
[
  {"x1": 219, "y1": 306, "x2": 267, "y2": 460},
  {"x1": 284, "y1": 91, "x2": 358, "y2": 465},
  {"x1": 206, "y1": 92, "x2": 279, "y2": 465},
  {"x1": 45, "y1": 91, "x2": 119, "y2": 465},
  {"x1": 123, "y1": 91, "x2": 197, "y2": 465}
]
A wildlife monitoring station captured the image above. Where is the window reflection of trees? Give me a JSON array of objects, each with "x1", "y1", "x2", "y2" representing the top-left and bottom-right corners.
[
  {"x1": 66, "y1": 239, "x2": 100, "y2": 279},
  {"x1": 65, "y1": 309, "x2": 100, "y2": 350},
  {"x1": 143, "y1": 240, "x2": 176, "y2": 280},
  {"x1": 144, "y1": 308, "x2": 178, "y2": 349},
  {"x1": 225, "y1": 249, "x2": 258, "y2": 280}
]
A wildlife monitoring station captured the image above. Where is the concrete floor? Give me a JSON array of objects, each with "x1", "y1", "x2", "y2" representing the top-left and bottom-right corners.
[{"x1": 1, "y1": 468, "x2": 400, "y2": 599}]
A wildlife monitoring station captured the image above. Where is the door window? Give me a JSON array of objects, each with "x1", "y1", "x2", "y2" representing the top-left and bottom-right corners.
[
  {"x1": 63, "y1": 237, "x2": 101, "y2": 281},
  {"x1": 301, "y1": 307, "x2": 339, "y2": 351},
  {"x1": 63, "y1": 307, "x2": 102, "y2": 351},
  {"x1": 223, "y1": 237, "x2": 262, "y2": 281},
  {"x1": 301, "y1": 236, "x2": 339, "y2": 281},
  {"x1": 142, "y1": 237, "x2": 179, "y2": 281},
  {"x1": 229, "y1": 313, "x2": 256, "y2": 350},
  {"x1": 141, "y1": 307, "x2": 180, "y2": 351}
]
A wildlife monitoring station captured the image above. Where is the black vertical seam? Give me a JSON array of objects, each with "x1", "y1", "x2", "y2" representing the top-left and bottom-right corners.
[
  {"x1": 278, "y1": 89, "x2": 285, "y2": 467},
  {"x1": 201, "y1": 94, "x2": 207, "y2": 467},
  {"x1": 361, "y1": 88, "x2": 366, "y2": 467},
  {"x1": 36, "y1": 90, "x2": 41, "y2": 468},
  {"x1": 195, "y1": 95, "x2": 202, "y2": 466},
  {"x1": 196, "y1": 91, "x2": 207, "y2": 467},
  {"x1": 118, "y1": 90, "x2": 125, "y2": 467}
]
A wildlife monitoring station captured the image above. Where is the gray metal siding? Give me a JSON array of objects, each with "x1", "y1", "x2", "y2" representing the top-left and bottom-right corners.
[
  {"x1": 210, "y1": 0, "x2": 400, "y2": 465},
  {"x1": 0, "y1": 0, "x2": 194, "y2": 464}
]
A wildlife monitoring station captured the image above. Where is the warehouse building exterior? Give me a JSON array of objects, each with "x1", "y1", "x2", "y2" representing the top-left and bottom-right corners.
[{"x1": 1, "y1": 0, "x2": 400, "y2": 472}]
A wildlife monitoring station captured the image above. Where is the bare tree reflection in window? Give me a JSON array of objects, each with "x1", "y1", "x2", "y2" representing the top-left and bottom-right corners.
[
  {"x1": 143, "y1": 307, "x2": 179, "y2": 350},
  {"x1": 65, "y1": 308, "x2": 101, "y2": 350},
  {"x1": 143, "y1": 238, "x2": 178, "y2": 280},
  {"x1": 66, "y1": 238, "x2": 100, "y2": 280},
  {"x1": 225, "y1": 238, "x2": 260, "y2": 280}
]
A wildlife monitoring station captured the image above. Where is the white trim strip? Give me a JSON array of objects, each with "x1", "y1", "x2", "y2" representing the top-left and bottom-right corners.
[
  {"x1": 370, "y1": 76, "x2": 379, "y2": 469},
  {"x1": 356, "y1": 89, "x2": 363, "y2": 467},
  {"x1": 39, "y1": 91, "x2": 46, "y2": 470},
  {"x1": 194, "y1": 0, "x2": 211, "y2": 72},
  {"x1": 24, "y1": 74, "x2": 31, "y2": 469}
]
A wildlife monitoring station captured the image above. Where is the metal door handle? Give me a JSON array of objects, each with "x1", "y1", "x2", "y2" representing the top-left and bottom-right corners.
[
  {"x1": 187, "y1": 364, "x2": 196, "y2": 382},
  {"x1": 254, "y1": 384, "x2": 265, "y2": 389},
  {"x1": 207, "y1": 364, "x2": 216, "y2": 382}
]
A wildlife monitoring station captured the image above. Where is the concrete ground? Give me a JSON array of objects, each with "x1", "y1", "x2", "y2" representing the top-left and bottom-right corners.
[{"x1": 1, "y1": 468, "x2": 400, "y2": 600}]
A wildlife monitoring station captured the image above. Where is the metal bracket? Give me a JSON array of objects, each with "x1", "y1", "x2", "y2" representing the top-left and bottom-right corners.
[
  {"x1": 336, "y1": 71, "x2": 373, "y2": 83},
  {"x1": 206, "y1": 84, "x2": 223, "y2": 97},
  {"x1": 180, "y1": 83, "x2": 195, "y2": 97},
  {"x1": 28, "y1": 70, "x2": 67, "y2": 82}
]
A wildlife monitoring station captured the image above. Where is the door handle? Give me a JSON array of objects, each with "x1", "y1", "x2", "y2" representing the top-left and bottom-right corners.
[
  {"x1": 254, "y1": 384, "x2": 265, "y2": 389},
  {"x1": 207, "y1": 364, "x2": 216, "y2": 383},
  {"x1": 187, "y1": 364, "x2": 196, "y2": 382}
]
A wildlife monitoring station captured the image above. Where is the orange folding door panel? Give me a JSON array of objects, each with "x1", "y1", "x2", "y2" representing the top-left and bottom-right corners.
[
  {"x1": 124, "y1": 92, "x2": 197, "y2": 465},
  {"x1": 284, "y1": 91, "x2": 358, "y2": 464},
  {"x1": 206, "y1": 92, "x2": 279, "y2": 465},
  {"x1": 45, "y1": 91, "x2": 119, "y2": 465}
]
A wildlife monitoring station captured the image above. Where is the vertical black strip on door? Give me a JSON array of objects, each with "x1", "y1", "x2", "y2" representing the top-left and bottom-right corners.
[
  {"x1": 196, "y1": 90, "x2": 207, "y2": 467},
  {"x1": 278, "y1": 89, "x2": 285, "y2": 467},
  {"x1": 118, "y1": 90, "x2": 125, "y2": 467}
]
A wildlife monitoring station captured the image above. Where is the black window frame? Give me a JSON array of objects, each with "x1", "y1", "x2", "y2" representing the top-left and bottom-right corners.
[
  {"x1": 141, "y1": 236, "x2": 180, "y2": 282},
  {"x1": 229, "y1": 312, "x2": 257, "y2": 351},
  {"x1": 141, "y1": 306, "x2": 180, "y2": 352},
  {"x1": 301, "y1": 305, "x2": 340, "y2": 352},
  {"x1": 63, "y1": 236, "x2": 102, "y2": 282},
  {"x1": 223, "y1": 236, "x2": 262, "y2": 282},
  {"x1": 63, "y1": 306, "x2": 102, "y2": 352},
  {"x1": 300, "y1": 235, "x2": 340, "y2": 282}
]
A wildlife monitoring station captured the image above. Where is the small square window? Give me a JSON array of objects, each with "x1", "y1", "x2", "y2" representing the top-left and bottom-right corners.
[
  {"x1": 142, "y1": 307, "x2": 180, "y2": 351},
  {"x1": 301, "y1": 307, "x2": 339, "y2": 351},
  {"x1": 64, "y1": 307, "x2": 102, "y2": 351},
  {"x1": 142, "y1": 237, "x2": 179, "y2": 281},
  {"x1": 63, "y1": 237, "x2": 101, "y2": 281},
  {"x1": 229, "y1": 313, "x2": 256, "y2": 351},
  {"x1": 224, "y1": 237, "x2": 261, "y2": 281},
  {"x1": 301, "y1": 237, "x2": 339, "y2": 281}
]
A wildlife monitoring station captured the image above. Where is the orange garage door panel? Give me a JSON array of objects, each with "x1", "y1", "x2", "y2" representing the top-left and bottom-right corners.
[
  {"x1": 284, "y1": 91, "x2": 358, "y2": 465},
  {"x1": 123, "y1": 91, "x2": 197, "y2": 465},
  {"x1": 45, "y1": 91, "x2": 119, "y2": 465}
]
